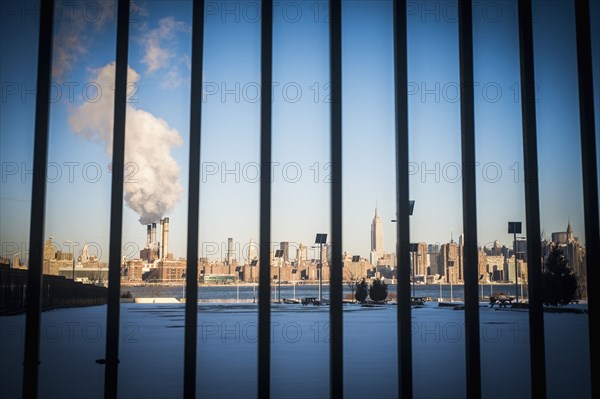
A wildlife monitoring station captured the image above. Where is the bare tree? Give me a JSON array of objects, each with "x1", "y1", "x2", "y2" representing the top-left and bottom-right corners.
[
  {"x1": 88, "y1": 269, "x2": 106, "y2": 287},
  {"x1": 345, "y1": 269, "x2": 359, "y2": 302}
]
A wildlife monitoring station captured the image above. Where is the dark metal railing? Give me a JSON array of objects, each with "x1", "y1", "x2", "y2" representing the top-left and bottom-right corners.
[
  {"x1": 184, "y1": 0, "x2": 205, "y2": 397},
  {"x1": 574, "y1": 1, "x2": 598, "y2": 395},
  {"x1": 0, "y1": 265, "x2": 107, "y2": 314},
  {"x1": 458, "y1": 1, "x2": 482, "y2": 398},
  {"x1": 259, "y1": 1, "x2": 274, "y2": 398},
  {"x1": 393, "y1": 1, "x2": 413, "y2": 398},
  {"x1": 329, "y1": 1, "x2": 343, "y2": 398},
  {"x1": 518, "y1": 1, "x2": 547, "y2": 398},
  {"x1": 103, "y1": 0, "x2": 131, "y2": 397},
  {"x1": 22, "y1": 0, "x2": 54, "y2": 397}
]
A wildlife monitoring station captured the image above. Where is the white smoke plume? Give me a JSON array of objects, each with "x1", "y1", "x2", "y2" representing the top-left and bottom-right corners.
[
  {"x1": 69, "y1": 62, "x2": 184, "y2": 224},
  {"x1": 52, "y1": 0, "x2": 116, "y2": 79}
]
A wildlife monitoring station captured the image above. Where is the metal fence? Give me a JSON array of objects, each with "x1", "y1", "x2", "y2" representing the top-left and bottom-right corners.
[
  {"x1": 0, "y1": 265, "x2": 107, "y2": 314},
  {"x1": 19, "y1": 1, "x2": 597, "y2": 398}
]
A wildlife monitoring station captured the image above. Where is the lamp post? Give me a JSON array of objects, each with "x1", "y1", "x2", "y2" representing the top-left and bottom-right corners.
[
  {"x1": 291, "y1": 268, "x2": 298, "y2": 300},
  {"x1": 438, "y1": 274, "x2": 443, "y2": 302},
  {"x1": 508, "y1": 222, "x2": 522, "y2": 303},
  {"x1": 235, "y1": 266, "x2": 242, "y2": 303},
  {"x1": 250, "y1": 259, "x2": 258, "y2": 303},
  {"x1": 314, "y1": 233, "x2": 327, "y2": 304},
  {"x1": 63, "y1": 239, "x2": 77, "y2": 281},
  {"x1": 274, "y1": 250, "x2": 284, "y2": 303},
  {"x1": 479, "y1": 274, "x2": 484, "y2": 300},
  {"x1": 515, "y1": 238, "x2": 526, "y2": 303},
  {"x1": 181, "y1": 272, "x2": 186, "y2": 300},
  {"x1": 447, "y1": 260, "x2": 455, "y2": 302},
  {"x1": 489, "y1": 271, "x2": 493, "y2": 298},
  {"x1": 391, "y1": 200, "x2": 415, "y2": 303}
]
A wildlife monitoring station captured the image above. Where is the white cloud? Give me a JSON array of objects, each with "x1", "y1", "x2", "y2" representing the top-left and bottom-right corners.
[
  {"x1": 161, "y1": 68, "x2": 187, "y2": 89},
  {"x1": 52, "y1": 0, "x2": 115, "y2": 79},
  {"x1": 140, "y1": 17, "x2": 190, "y2": 74}
]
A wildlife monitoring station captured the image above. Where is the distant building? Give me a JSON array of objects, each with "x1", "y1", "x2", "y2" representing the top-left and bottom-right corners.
[
  {"x1": 377, "y1": 253, "x2": 396, "y2": 268},
  {"x1": 478, "y1": 248, "x2": 488, "y2": 281},
  {"x1": 440, "y1": 240, "x2": 460, "y2": 284},
  {"x1": 297, "y1": 243, "x2": 308, "y2": 263},
  {"x1": 413, "y1": 242, "x2": 427, "y2": 278},
  {"x1": 226, "y1": 237, "x2": 234, "y2": 265},
  {"x1": 280, "y1": 241, "x2": 290, "y2": 262},
  {"x1": 427, "y1": 245, "x2": 441, "y2": 276},
  {"x1": 489, "y1": 240, "x2": 502, "y2": 256},
  {"x1": 371, "y1": 206, "x2": 384, "y2": 259},
  {"x1": 505, "y1": 256, "x2": 527, "y2": 284},
  {"x1": 486, "y1": 255, "x2": 504, "y2": 281},
  {"x1": 42, "y1": 239, "x2": 73, "y2": 276},
  {"x1": 551, "y1": 232, "x2": 568, "y2": 245}
]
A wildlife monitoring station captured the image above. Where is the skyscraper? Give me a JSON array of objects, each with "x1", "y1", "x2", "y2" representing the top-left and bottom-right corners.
[
  {"x1": 226, "y1": 237, "x2": 234, "y2": 265},
  {"x1": 371, "y1": 206, "x2": 384, "y2": 260},
  {"x1": 247, "y1": 238, "x2": 257, "y2": 262},
  {"x1": 297, "y1": 243, "x2": 308, "y2": 263},
  {"x1": 280, "y1": 241, "x2": 290, "y2": 262}
]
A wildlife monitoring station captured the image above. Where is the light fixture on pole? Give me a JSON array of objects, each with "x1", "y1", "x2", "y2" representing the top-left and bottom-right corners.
[
  {"x1": 250, "y1": 259, "x2": 258, "y2": 303},
  {"x1": 479, "y1": 274, "x2": 485, "y2": 300},
  {"x1": 63, "y1": 239, "x2": 76, "y2": 281},
  {"x1": 274, "y1": 250, "x2": 284, "y2": 303},
  {"x1": 235, "y1": 266, "x2": 243, "y2": 303},
  {"x1": 390, "y1": 201, "x2": 415, "y2": 303},
  {"x1": 291, "y1": 268, "x2": 298, "y2": 300},
  {"x1": 390, "y1": 200, "x2": 415, "y2": 222},
  {"x1": 314, "y1": 233, "x2": 327, "y2": 304}
]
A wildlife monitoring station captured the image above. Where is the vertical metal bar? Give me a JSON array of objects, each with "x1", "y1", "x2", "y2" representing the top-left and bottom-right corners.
[
  {"x1": 329, "y1": 0, "x2": 343, "y2": 398},
  {"x1": 184, "y1": 0, "x2": 205, "y2": 397},
  {"x1": 574, "y1": 1, "x2": 598, "y2": 396},
  {"x1": 517, "y1": 1, "x2": 547, "y2": 398},
  {"x1": 393, "y1": 1, "x2": 412, "y2": 398},
  {"x1": 259, "y1": 1, "x2": 273, "y2": 398},
  {"x1": 458, "y1": 1, "x2": 481, "y2": 397},
  {"x1": 104, "y1": 0, "x2": 130, "y2": 397},
  {"x1": 22, "y1": 0, "x2": 55, "y2": 397}
]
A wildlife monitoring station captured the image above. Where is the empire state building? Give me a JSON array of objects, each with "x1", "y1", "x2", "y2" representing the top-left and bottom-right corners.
[{"x1": 371, "y1": 206, "x2": 384, "y2": 261}]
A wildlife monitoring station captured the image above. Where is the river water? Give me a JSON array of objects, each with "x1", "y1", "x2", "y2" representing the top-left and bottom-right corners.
[{"x1": 123, "y1": 283, "x2": 527, "y2": 302}]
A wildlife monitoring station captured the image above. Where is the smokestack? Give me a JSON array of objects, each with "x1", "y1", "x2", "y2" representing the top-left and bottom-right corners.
[
  {"x1": 151, "y1": 223, "x2": 157, "y2": 243},
  {"x1": 163, "y1": 217, "x2": 170, "y2": 260},
  {"x1": 159, "y1": 219, "x2": 164, "y2": 259},
  {"x1": 146, "y1": 225, "x2": 151, "y2": 247}
]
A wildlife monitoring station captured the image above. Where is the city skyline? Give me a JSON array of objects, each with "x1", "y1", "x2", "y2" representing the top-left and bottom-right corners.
[
  {"x1": 1, "y1": 1, "x2": 598, "y2": 264},
  {"x1": 17, "y1": 212, "x2": 583, "y2": 265}
]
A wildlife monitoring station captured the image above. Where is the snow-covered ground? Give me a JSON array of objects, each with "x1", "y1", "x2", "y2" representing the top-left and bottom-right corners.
[{"x1": 0, "y1": 303, "x2": 591, "y2": 398}]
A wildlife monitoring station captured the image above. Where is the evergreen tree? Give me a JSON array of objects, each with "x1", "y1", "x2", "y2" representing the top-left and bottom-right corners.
[
  {"x1": 542, "y1": 244, "x2": 578, "y2": 306},
  {"x1": 355, "y1": 278, "x2": 368, "y2": 303},
  {"x1": 369, "y1": 278, "x2": 388, "y2": 302}
]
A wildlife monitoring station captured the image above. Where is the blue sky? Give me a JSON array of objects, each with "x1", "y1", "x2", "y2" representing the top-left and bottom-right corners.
[{"x1": 1, "y1": 0, "x2": 598, "y2": 263}]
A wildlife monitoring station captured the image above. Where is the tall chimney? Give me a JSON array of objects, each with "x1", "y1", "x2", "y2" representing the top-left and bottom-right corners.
[
  {"x1": 159, "y1": 219, "x2": 164, "y2": 259},
  {"x1": 163, "y1": 217, "x2": 170, "y2": 260},
  {"x1": 146, "y1": 225, "x2": 151, "y2": 247},
  {"x1": 151, "y1": 223, "x2": 157, "y2": 243}
]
